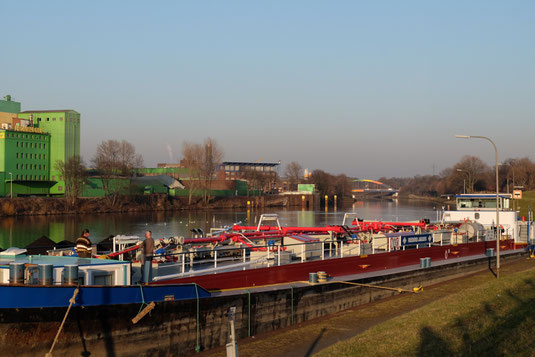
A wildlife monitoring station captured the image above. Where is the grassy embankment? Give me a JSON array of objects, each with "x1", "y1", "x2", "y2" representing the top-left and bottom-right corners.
[
  {"x1": 517, "y1": 190, "x2": 535, "y2": 218},
  {"x1": 316, "y1": 264, "x2": 535, "y2": 357}
]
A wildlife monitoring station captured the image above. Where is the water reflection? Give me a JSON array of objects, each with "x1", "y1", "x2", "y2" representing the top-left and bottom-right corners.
[{"x1": 0, "y1": 199, "x2": 438, "y2": 249}]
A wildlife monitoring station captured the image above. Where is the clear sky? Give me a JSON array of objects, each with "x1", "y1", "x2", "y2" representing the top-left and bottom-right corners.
[{"x1": 1, "y1": 1, "x2": 534, "y2": 178}]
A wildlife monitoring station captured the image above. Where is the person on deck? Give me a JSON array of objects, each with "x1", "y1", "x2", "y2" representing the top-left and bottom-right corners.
[
  {"x1": 140, "y1": 230, "x2": 155, "y2": 283},
  {"x1": 75, "y1": 229, "x2": 92, "y2": 258}
]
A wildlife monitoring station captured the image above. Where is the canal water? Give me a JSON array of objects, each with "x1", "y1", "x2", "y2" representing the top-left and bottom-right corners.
[{"x1": 0, "y1": 199, "x2": 441, "y2": 249}]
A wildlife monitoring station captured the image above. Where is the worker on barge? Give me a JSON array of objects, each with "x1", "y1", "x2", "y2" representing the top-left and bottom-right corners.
[
  {"x1": 75, "y1": 228, "x2": 92, "y2": 258},
  {"x1": 140, "y1": 230, "x2": 155, "y2": 283}
]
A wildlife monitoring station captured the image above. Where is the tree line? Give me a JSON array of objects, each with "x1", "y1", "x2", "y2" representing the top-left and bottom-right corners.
[
  {"x1": 57, "y1": 137, "x2": 225, "y2": 206},
  {"x1": 57, "y1": 139, "x2": 532, "y2": 206},
  {"x1": 378, "y1": 155, "x2": 535, "y2": 197}
]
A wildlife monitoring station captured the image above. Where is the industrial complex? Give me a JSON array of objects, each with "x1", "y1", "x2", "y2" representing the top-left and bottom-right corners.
[
  {"x1": 0, "y1": 95, "x2": 283, "y2": 198},
  {"x1": 0, "y1": 95, "x2": 80, "y2": 197}
]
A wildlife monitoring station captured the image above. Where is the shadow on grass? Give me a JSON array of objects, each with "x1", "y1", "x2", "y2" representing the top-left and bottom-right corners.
[
  {"x1": 418, "y1": 327, "x2": 453, "y2": 356},
  {"x1": 487, "y1": 256, "x2": 497, "y2": 278},
  {"x1": 304, "y1": 327, "x2": 326, "y2": 357},
  {"x1": 418, "y1": 276, "x2": 535, "y2": 356}
]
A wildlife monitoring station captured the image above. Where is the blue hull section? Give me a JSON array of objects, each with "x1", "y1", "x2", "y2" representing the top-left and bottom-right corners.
[{"x1": 0, "y1": 284, "x2": 211, "y2": 308}]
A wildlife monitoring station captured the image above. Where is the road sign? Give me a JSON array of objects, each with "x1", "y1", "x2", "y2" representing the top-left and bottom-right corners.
[{"x1": 513, "y1": 190, "x2": 522, "y2": 199}]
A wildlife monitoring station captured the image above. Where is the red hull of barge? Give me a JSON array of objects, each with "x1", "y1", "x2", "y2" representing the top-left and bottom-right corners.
[{"x1": 151, "y1": 240, "x2": 518, "y2": 291}]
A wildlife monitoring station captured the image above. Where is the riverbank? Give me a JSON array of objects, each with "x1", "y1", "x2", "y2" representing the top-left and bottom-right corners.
[
  {"x1": 198, "y1": 256, "x2": 535, "y2": 357},
  {"x1": 317, "y1": 256, "x2": 535, "y2": 356},
  {"x1": 0, "y1": 195, "x2": 297, "y2": 217}
]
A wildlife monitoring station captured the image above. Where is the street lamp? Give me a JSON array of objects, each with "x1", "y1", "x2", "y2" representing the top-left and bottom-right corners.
[
  {"x1": 8, "y1": 172, "x2": 12, "y2": 199},
  {"x1": 456, "y1": 168, "x2": 469, "y2": 194},
  {"x1": 455, "y1": 134, "x2": 500, "y2": 278}
]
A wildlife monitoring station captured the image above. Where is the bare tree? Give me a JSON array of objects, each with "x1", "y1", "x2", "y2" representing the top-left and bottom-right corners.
[
  {"x1": 242, "y1": 167, "x2": 268, "y2": 196},
  {"x1": 452, "y1": 156, "x2": 490, "y2": 193},
  {"x1": 55, "y1": 155, "x2": 87, "y2": 206},
  {"x1": 508, "y1": 157, "x2": 535, "y2": 190},
  {"x1": 310, "y1": 169, "x2": 334, "y2": 196},
  {"x1": 200, "y1": 138, "x2": 223, "y2": 203},
  {"x1": 92, "y1": 139, "x2": 144, "y2": 205},
  {"x1": 284, "y1": 161, "x2": 302, "y2": 191},
  {"x1": 181, "y1": 142, "x2": 203, "y2": 204}
]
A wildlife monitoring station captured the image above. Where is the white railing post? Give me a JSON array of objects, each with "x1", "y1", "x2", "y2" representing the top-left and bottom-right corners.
[
  {"x1": 341, "y1": 241, "x2": 344, "y2": 258},
  {"x1": 181, "y1": 252, "x2": 185, "y2": 274},
  {"x1": 214, "y1": 250, "x2": 218, "y2": 268},
  {"x1": 278, "y1": 245, "x2": 281, "y2": 266},
  {"x1": 301, "y1": 243, "x2": 305, "y2": 262},
  {"x1": 321, "y1": 241, "x2": 325, "y2": 260},
  {"x1": 243, "y1": 248, "x2": 246, "y2": 271}
]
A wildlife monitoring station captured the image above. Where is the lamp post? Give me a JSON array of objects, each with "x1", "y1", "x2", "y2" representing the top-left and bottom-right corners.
[
  {"x1": 456, "y1": 169, "x2": 469, "y2": 194},
  {"x1": 8, "y1": 172, "x2": 12, "y2": 199},
  {"x1": 456, "y1": 135, "x2": 500, "y2": 278}
]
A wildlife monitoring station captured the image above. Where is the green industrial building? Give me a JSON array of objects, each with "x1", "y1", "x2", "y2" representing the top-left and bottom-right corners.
[
  {"x1": 0, "y1": 95, "x2": 80, "y2": 197},
  {"x1": 18, "y1": 110, "x2": 80, "y2": 194}
]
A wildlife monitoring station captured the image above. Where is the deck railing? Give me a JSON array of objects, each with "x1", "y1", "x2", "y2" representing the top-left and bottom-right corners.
[{"x1": 151, "y1": 227, "x2": 506, "y2": 282}]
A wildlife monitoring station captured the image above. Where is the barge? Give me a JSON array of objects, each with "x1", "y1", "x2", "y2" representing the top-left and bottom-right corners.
[{"x1": 0, "y1": 195, "x2": 533, "y2": 355}]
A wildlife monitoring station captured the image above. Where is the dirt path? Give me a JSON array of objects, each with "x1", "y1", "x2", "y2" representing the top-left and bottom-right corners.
[{"x1": 197, "y1": 256, "x2": 535, "y2": 357}]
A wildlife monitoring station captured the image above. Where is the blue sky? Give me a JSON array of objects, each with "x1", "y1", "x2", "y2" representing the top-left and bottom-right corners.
[{"x1": 1, "y1": 1, "x2": 534, "y2": 178}]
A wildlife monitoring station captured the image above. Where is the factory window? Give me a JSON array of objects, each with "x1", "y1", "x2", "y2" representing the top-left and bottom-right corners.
[
  {"x1": 39, "y1": 165, "x2": 41, "y2": 170},
  {"x1": 16, "y1": 153, "x2": 18, "y2": 158},
  {"x1": 44, "y1": 154, "x2": 46, "y2": 159},
  {"x1": 38, "y1": 118, "x2": 41, "y2": 122},
  {"x1": 60, "y1": 117, "x2": 63, "y2": 121},
  {"x1": 46, "y1": 118, "x2": 50, "y2": 121},
  {"x1": 25, "y1": 153, "x2": 28, "y2": 159},
  {"x1": 43, "y1": 144, "x2": 46, "y2": 149},
  {"x1": 58, "y1": 186, "x2": 63, "y2": 192},
  {"x1": 52, "y1": 175, "x2": 55, "y2": 181},
  {"x1": 25, "y1": 142, "x2": 28, "y2": 148},
  {"x1": 16, "y1": 174, "x2": 19, "y2": 180},
  {"x1": 39, "y1": 154, "x2": 41, "y2": 159},
  {"x1": 16, "y1": 142, "x2": 19, "y2": 147},
  {"x1": 25, "y1": 175, "x2": 27, "y2": 180},
  {"x1": 16, "y1": 164, "x2": 19, "y2": 169}
]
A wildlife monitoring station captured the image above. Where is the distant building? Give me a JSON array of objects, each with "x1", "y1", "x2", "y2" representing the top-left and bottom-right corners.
[
  {"x1": 218, "y1": 161, "x2": 279, "y2": 180},
  {"x1": 0, "y1": 95, "x2": 80, "y2": 196},
  {"x1": 18, "y1": 110, "x2": 80, "y2": 195},
  {"x1": 217, "y1": 161, "x2": 280, "y2": 192}
]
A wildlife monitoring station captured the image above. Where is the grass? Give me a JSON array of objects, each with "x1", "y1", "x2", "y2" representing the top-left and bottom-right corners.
[
  {"x1": 315, "y1": 265, "x2": 535, "y2": 357},
  {"x1": 517, "y1": 190, "x2": 535, "y2": 218}
]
